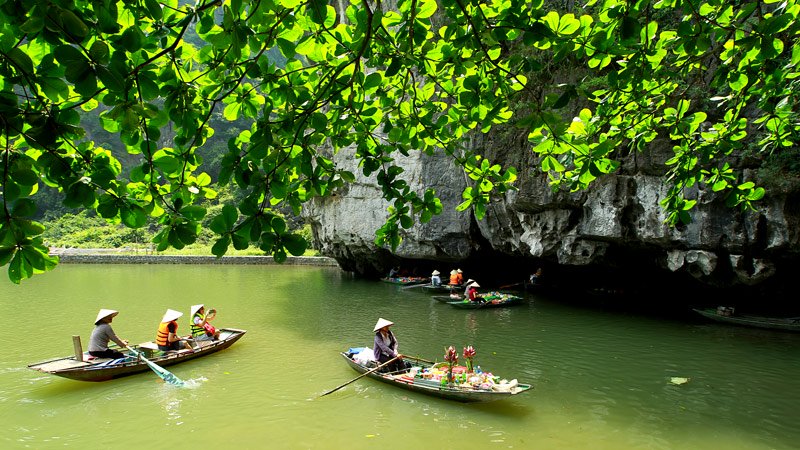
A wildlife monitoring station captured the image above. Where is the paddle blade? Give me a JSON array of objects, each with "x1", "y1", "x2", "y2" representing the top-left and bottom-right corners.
[
  {"x1": 127, "y1": 346, "x2": 185, "y2": 387},
  {"x1": 144, "y1": 359, "x2": 185, "y2": 387}
]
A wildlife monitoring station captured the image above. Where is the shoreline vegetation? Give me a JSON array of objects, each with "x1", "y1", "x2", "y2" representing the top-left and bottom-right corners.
[{"x1": 49, "y1": 247, "x2": 339, "y2": 267}]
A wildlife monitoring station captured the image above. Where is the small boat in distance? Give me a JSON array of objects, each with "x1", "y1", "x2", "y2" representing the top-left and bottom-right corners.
[
  {"x1": 693, "y1": 308, "x2": 800, "y2": 332},
  {"x1": 339, "y1": 351, "x2": 532, "y2": 402},
  {"x1": 447, "y1": 293, "x2": 524, "y2": 309},
  {"x1": 380, "y1": 276, "x2": 429, "y2": 286},
  {"x1": 422, "y1": 284, "x2": 463, "y2": 293},
  {"x1": 28, "y1": 328, "x2": 247, "y2": 382}
]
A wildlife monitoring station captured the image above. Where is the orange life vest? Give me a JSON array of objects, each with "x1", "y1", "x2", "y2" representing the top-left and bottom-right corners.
[
  {"x1": 156, "y1": 321, "x2": 176, "y2": 346},
  {"x1": 449, "y1": 273, "x2": 459, "y2": 285}
]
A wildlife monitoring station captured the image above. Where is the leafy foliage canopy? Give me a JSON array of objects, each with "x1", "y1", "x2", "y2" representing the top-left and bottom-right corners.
[{"x1": 0, "y1": 0, "x2": 798, "y2": 282}]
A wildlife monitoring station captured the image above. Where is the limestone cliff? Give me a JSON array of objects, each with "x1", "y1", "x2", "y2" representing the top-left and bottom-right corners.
[{"x1": 305, "y1": 132, "x2": 799, "y2": 305}]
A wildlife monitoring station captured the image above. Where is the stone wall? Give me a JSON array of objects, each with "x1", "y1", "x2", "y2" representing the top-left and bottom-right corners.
[{"x1": 55, "y1": 254, "x2": 340, "y2": 267}]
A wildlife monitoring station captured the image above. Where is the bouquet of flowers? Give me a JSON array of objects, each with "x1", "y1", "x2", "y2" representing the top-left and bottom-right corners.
[
  {"x1": 463, "y1": 345, "x2": 476, "y2": 372},
  {"x1": 444, "y1": 346, "x2": 458, "y2": 383}
]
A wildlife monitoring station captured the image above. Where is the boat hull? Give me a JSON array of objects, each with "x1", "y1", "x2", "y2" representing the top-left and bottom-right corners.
[
  {"x1": 340, "y1": 352, "x2": 531, "y2": 403},
  {"x1": 28, "y1": 328, "x2": 247, "y2": 382},
  {"x1": 447, "y1": 297, "x2": 524, "y2": 309},
  {"x1": 422, "y1": 284, "x2": 462, "y2": 293},
  {"x1": 380, "y1": 277, "x2": 429, "y2": 286},
  {"x1": 693, "y1": 309, "x2": 800, "y2": 332}
]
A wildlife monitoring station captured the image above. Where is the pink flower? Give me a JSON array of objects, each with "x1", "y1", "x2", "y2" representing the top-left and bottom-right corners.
[
  {"x1": 463, "y1": 345, "x2": 476, "y2": 359},
  {"x1": 444, "y1": 346, "x2": 458, "y2": 363}
]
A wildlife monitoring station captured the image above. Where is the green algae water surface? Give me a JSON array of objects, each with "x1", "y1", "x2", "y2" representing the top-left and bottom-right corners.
[{"x1": 1, "y1": 264, "x2": 799, "y2": 449}]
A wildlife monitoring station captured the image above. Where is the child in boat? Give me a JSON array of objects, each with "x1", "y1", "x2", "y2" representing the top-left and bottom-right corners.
[
  {"x1": 190, "y1": 304, "x2": 220, "y2": 341},
  {"x1": 88, "y1": 309, "x2": 129, "y2": 359}
]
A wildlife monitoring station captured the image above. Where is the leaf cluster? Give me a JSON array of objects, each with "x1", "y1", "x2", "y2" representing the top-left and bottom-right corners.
[{"x1": 1, "y1": 0, "x2": 798, "y2": 283}]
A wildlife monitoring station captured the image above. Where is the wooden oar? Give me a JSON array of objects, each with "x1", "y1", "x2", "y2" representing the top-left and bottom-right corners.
[
  {"x1": 320, "y1": 355, "x2": 401, "y2": 397},
  {"x1": 499, "y1": 282, "x2": 523, "y2": 289},
  {"x1": 126, "y1": 346, "x2": 185, "y2": 387}
]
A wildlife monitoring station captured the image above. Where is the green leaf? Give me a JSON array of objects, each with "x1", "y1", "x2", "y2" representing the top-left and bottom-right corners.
[
  {"x1": 211, "y1": 235, "x2": 231, "y2": 257},
  {"x1": 282, "y1": 234, "x2": 307, "y2": 256},
  {"x1": 416, "y1": 0, "x2": 437, "y2": 19},
  {"x1": 181, "y1": 205, "x2": 207, "y2": 221}
]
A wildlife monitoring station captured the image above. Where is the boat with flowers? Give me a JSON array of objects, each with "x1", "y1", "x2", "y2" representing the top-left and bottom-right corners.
[
  {"x1": 28, "y1": 328, "x2": 246, "y2": 382},
  {"x1": 447, "y1": 292, "x2": 524, "y2": 309},
  {"x1": 340, "y1": 347, "x2": 532, "y2": 402}
]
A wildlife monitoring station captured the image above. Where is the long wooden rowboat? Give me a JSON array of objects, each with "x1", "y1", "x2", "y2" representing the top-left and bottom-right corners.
[
  {"x1": 692, "y1": 309, "x2": 800, "y2": 332},
  {"x1": 421, "y1": 284, "x2": 462, "y2": 293},
  {"x1": 447, "y1": 295, "x2": 524, "y2": 309},
  {"x1": 380, "y1": 276, "x2": 429, "y2": 286},
  {"x1": 432, "y1": 295, "x2": 462, "y2": 303},
  {"x1": 28, "y1": 328, "x2": 246, "y2": 382},
  {"x1": 340, "y1": 352, "x2": 532, "y2": 402}
]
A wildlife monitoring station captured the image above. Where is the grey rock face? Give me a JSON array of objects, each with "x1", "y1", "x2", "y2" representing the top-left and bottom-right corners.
[{"x1": 305, "y1": 140, "x2": 799, "y2": 295}]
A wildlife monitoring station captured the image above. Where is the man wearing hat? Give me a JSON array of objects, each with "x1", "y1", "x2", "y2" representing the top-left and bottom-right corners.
[
  {"x1": 430, "y1": 270, "x2": 441, "y2": 286},
  {"x1": 448, "y1": 270, "x2": 459, "y2": 285},
  {"x1": 190, "y1": 304, "x2": 220, "y2": 341},
  {"x1": 88, "y1": 309, "x2": 129, "y2": 359},
  {"x1": 373, "y1": 318, "x2": 408, "y2": 373},
  {"x1": 455, "y1": 269, "x2": 464, "y2": 285},
  {"x1": 156, "y1": 309, "x2": 192, "y2": 351}
]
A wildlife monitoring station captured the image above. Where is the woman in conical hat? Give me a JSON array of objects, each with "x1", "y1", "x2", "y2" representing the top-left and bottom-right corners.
[
  {"x1": 156, "y1": 309, "x2": 192, "y2": 352},
  {"x1": 88, "y1": 309, "x2": 129, "y2": 359},
  {"x1": 372, "y1": 318, "x2": 407, "y2": 373},
  {"x1": 189, "y1": 304, "x2": 220, "y2": 342},
  {"x1": 466, "y1": 281, "x2": 481, "y2": 302}
]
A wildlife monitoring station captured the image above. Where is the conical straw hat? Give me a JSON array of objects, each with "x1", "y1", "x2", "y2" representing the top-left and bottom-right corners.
[
  {"x1": 190, "y1": 304, "x2": 205, "y2": 316},
  {"x1": 94, "y1": 309, "x2": 118, "y2": 324},
  {"x1": 373, "y1": 318, "x2": 394, "y2": 332},
  {"x1": 161, "y1": 309, "x2": 183, "y2": 323}
]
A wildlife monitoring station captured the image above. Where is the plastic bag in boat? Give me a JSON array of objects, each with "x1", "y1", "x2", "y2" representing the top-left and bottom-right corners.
[{"x1": 353, "y1": 348, "x2": 376, "y2": 365}]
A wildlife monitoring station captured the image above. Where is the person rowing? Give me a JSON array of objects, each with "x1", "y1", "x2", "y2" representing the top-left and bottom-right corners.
[
  {"x1": 372, "y1": 318, "x2": 410, "y2": 373},
  {"x1": 88, "y1": 309, "x2": 129, "y2": 359}
]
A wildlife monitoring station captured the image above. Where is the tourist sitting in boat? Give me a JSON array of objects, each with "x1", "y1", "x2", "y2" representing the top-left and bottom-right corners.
[
  {"x1": 190, "y1": 304, "x2": 220, "y2": 341},
  {"x1": 88, "y1": 309, "x2": 129, "y2": 359},
  {"x1": 373, "y1": 318, "x2": 409, "y2": 373},
  {"x1": 455, "y1": 269, "x2": 464, "y2": 285},
  {"x1": 466, "y1": 282, "x2": 482, "y2": 302},
  {"x1": 448, "y1": 270, "x2": 459, "y2": 285},
  {"x1": 430, "y1": 270, "x2": 441, "y2": 286},
  {"x1": 156, "y1": 309, "x2": 193, "y2": 351}
]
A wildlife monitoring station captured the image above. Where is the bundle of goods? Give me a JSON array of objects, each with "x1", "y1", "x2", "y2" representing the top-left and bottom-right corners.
[
  {"x1": 401, "y1": 364, "x2": 519, "y2": 392},
  {"x1": 478, "y1": 291, "x2": 517, "y2": 304}
]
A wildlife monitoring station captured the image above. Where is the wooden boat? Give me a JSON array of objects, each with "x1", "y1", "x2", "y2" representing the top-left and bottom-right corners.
[
  {"x1": 421, "y1": 284, "x2": 462, "y2": 293},
  {"x1": 432, "y1": 295, "x2": 462, "y2": 303},
  {"x1": 447, "y1": 292, "x2": 524, "y2": 309},
  {"x1": 693, "y1": 309, "x2": 800, "y2": 332},
  {"x1": 380, "y1": 276, "x2": 429, "y2": 286},
  {"x1": 340, "y1": 351, "x2": 532, "y2": 402},
  {"x1": 28, "y1": 328, "x2": 247, "y2": 382}
]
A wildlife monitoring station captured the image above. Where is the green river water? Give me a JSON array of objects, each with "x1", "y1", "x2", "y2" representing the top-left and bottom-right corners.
[{"x1": 1, "y1": 264, "x2": 798, "y2": 449}]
